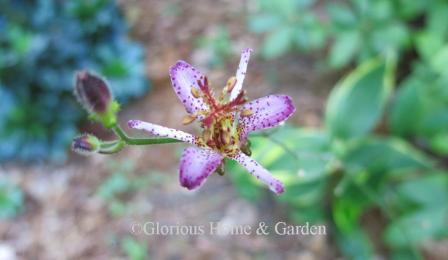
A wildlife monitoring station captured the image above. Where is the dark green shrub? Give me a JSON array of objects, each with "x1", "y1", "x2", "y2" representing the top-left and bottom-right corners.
[{"x1": 0, "y1": 0, "x2": 149, "y2": 162}]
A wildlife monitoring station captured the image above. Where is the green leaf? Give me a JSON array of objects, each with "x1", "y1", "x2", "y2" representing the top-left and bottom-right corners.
[
  {"x1": 327, "y1": 3, "x2": 356, "y2": 28},
  {"x1": 429, "y1": 132, "x2": 448, "y2": 155},
  {"x1": 397, "y1": 172, "x2": 448, "y2": 206},
  {"x1": 389, "y1": 75, "x2": 424, "y2": 137},
  {"x1": 390, "y1": 248, "x2": 421, "y2": 260},
  {"x1": 294, "y1": 21, "x2": 326, "y2": 50},
  {"x1": 261, "y1": 27, "x2": 294, "y2": 59},
  {"x1": 259, "y1": 128, "x2": 333, "y2": 183},
  {"x1": 336, "y1": 227, "x2": 374, "y2": 260},
  {"x1": 227, "y1": 127, "x2": 333, "y2": 221},
  {"x1": 372, "y1": 22, "x2": 410, "y2": 52},
  {"x1": 430, "y1": 45, "x2": 448, "y2": 76},
  {"x1": 248, "y1": 15, "x2": 281, "y2": 33},
  {"x1": 0, "y1": 178, "x2": 24, "y2": 219},
  {"x1": 384, "y1": 206, "x2": 448, "y2": 248},
  {"x1": 333, "y1": 192, "x2": 368, "y2": 233},
  {"x1": 427, "y1": 1, "x2": 448, "y2": 36},
  {"x1": 289, "y1": 206, "x2": 324, "y2": 224},
  {"x1": 390, "y1": 66, "x2": 448, "y2": 140},
  {"x1": 415, "y1": 31, "x2": 444, "y2": 62},
  {"x1": 329, "y1": 31, "x2": 361, "y2": 68},
  {"x1": 325, "y1": 56, "x2": 395, "y2": 139},
  {"x1": 369, "y1": 0, "x2": 393, "y2": 22},
  {"x1": 342, "y1": 137, "x2": 433, "y2": 174},
  {"x1": 333, "y1": 193, "x2": 374, "y2": 259},
  {"x1": 121, "y1": 237, "x2": 148, "y2": 260},
  {"x1": 396, "y1": 0, "x2": 428, "y2": 19},
  {"x1": 97, "y1": 172, "x2": 132, "y2": 200}
]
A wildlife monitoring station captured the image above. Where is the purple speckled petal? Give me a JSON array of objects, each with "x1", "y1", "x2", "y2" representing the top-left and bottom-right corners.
[
  {"x1": 179, "y1": 147, "x2": 224, "y2": 190},
  {"x1": 128, "y1": 120, "x2": 196, "y2": 144},
  {"x1": 169, "y1": 61, "x2": 208, "y2": 114},
  {"x1": 229, "y1": 152, "x2": 284, "y2": 194},
  {"x1": 230, "y1": 48, "x2": 252, "y2": 101},
  {"x1": 239, "y1": 95, "x2": 295, "y2": 140}
]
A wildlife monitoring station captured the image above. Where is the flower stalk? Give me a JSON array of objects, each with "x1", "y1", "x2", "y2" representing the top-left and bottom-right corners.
[
  {"x1": 111, "y1": 124, "x2": 181, "y2": 146},
  {"x1": 72, "y1": 123, "x2": 182, "y2": 155}
]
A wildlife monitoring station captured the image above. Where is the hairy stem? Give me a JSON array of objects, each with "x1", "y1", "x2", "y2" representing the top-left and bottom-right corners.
[{"x1": 112, "y1": 124, "x2": 182, "y2": 145}]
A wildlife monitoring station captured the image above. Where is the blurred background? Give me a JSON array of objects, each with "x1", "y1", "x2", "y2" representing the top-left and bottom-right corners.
[{"x1": 1, "y1": 0, "x2": 448, "y2": 259}]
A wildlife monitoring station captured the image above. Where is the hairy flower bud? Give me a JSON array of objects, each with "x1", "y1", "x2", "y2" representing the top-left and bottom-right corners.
[
  {"x1": 75, "y1": 71, "x2": 112, "y2": 114},
  {"x1": 74, "y1": 70, "x2": 120, "y2": 128},
  {"x1": 72, "y1": 134, "x2": 100, "y2": 156}
]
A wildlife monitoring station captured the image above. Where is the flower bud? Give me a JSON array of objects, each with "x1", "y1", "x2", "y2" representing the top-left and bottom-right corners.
[
  {"x1": 72, "y1": 134, "x2": 100, "y2": 156},
  {"x1": 74, "y1": 71, "x2": 112, "y2": 114}
]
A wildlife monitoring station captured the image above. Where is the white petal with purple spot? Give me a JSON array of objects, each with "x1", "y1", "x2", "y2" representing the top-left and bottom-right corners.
[
  {"x1": 239, "y1": 95, "x2": 295, "y2": 140},
  {"x1": 230, "y1": 48, "x2": 252, "y2": 101},
  {"x1": 230, "y1": 152, "x2": 284, "y2": 194},
  {"x1": 179, "y1": 147, "x2": 224, "y2": 190},
  {"x1": 170, "y1": 61, "x2": 208, "y2": 114},
  {"x1": 128, "y1": 120, "x2": 196, "y2": 144}
]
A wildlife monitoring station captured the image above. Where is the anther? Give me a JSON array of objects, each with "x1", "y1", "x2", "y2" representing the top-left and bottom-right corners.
[
  {"x1": 225, "y1": 76, "x2": 237, "y2": 93},
  {"x1": 220, "y1": 130, "x2": 231, "y2": 145},
  {"x1": 182, "y1": 114, "x2": 197, "y2": 125},
  {"x1": 240, "y1": 109, "x2": 253, "y2": 117},
  {"x1": 191, "y1": 87, "x2": 201, "y2": 98},
  {"x1": 216, "y1": 164, "x2": 225, "y2": 176}
]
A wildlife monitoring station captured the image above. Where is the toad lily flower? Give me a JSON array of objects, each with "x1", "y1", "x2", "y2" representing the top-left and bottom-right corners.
[{"x1": 128, "y1": 48, "x2": 295, "y2": 194}]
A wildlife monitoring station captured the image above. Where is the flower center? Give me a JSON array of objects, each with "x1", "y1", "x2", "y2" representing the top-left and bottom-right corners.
[{"x1": 183, "y1": 76, "x2": 252, "y2": 156}]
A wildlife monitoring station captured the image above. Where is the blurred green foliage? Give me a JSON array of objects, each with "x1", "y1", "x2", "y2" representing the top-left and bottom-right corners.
[
  {"x1": 197, "y1": 26, "x2": 233, "y2": 68},
  {"x1": 0, "y1": 0, "x2": 148, "y2": 162},
  {"x1": 239, "y1": 1, "x2": 448, "y2": 257},
  {"x1": 249, "y1": 0, "x2": 448, "y2": 67},
  {"x1": 229, "y1": 52, "x2": 448, "y2": 259},
  {"x1": 97, "y1": 159, "x2": 149, "y2": 217},
  {"x1": 121, "y1": 237, "x2": 148, "y2": 260},
  {"x1": 248, "y1": 0, "x2": 325, "y2": 59},
  {"x1": 0, "y1": 177, "x2": 24, "y2": 219}
]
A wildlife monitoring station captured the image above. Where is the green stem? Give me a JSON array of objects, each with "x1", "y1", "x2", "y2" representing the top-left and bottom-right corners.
[
  {"x1": 99, "y1": 140, "x2": 125, "y2": 154},
  {"x1": 112, "y1": 124, "x2": 182, "y2": 145}
]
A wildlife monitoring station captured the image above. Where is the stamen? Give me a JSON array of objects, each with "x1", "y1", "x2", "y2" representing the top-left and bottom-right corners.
[
  {"x1": 241, "y1": 142, "x2": 252, "y2": 156},
  {"x1": 240, "y1": 109, "x2": 253, "y2": 117},
  {"x1": 203, "y1": 128, "x2": 213, "y2": 142},
  {"x1": 197, "y1": 76, "x2": 219, "y2": 110},
  {"x1": 220, "y1": 130, "x2": 231, "y2": 145},
  {"x1": 191, "y1": 87, "x2": 201, "y2": 98},
  {"x1": 216, "y1": 164, "x2": 225, "y2": 176},
  {"x1": 182, "y1": 114, "x2": 197, "y2": 125},
  {"x1": 225, "y1": 77, "x2": 237, "y2": 93},
  {"x1": 226, "y1": 90, "x2": 247, "y2": 108}
]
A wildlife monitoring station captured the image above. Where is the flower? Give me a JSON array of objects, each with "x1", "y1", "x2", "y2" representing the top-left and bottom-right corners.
[
  {"x1": 72, "y1": 134, "x2": 101, "y2": 155},
  {"x1": 128, "y1": 48, "x2": 295, "y2": 194}
]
